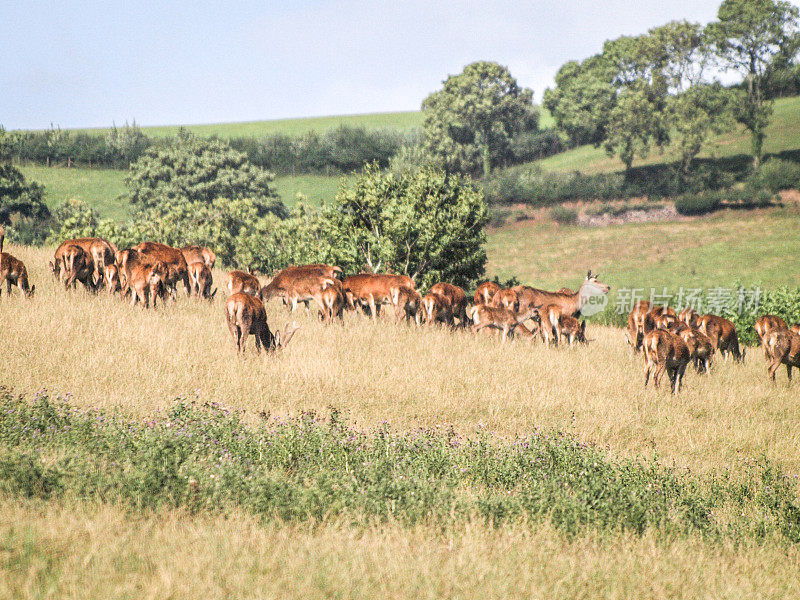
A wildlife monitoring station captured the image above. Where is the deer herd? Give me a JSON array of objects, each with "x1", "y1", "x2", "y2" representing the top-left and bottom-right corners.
[{"x1": 0, "y1": 231, "x2": 798, "y2": 390}]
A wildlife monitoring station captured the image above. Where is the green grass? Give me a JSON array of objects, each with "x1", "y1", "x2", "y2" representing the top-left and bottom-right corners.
[
  {"x1": 486, "y1": 206, "x2": 800, "y2": 291},
  {"x1": 62, "y1": 111, "x2": 426, "y2": 139},
  {"x1": 18, "y1": 164, "x2": 345, "y2": 218},
  {"x1": 535, "y1": 96, "x2": 800, "y2": 174},
  {"x1": 17, "y1": 164, "x2": 131, "y2": 222}
]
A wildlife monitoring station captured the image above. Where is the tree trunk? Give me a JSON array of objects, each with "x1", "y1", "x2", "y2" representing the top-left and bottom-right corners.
[{"x1": 482, "y1": 144, "x2": 491, "y2": 178}]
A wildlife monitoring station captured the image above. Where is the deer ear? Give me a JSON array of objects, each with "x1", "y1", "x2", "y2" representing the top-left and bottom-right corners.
[
  {"x1": 587, "y1": 270, "x2": 592, "y2": 279},
  {"x1": 581, "y1": 320, "x2": 586, "y2": 332}
]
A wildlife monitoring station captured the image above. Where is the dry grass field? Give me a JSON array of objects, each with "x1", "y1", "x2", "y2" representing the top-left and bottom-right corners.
[{"x1": 2, "y1": 238, "x2": 800, "y2": 598}]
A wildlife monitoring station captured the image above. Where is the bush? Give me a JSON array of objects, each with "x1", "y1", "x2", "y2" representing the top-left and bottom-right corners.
[
  {"x1": 674, "y1": 192, "x2": 721, "y2": 215},
  {"x1": 755, "y1": 158, "x2": 800, "y2": 193},
  {"x1": 723, "y1": 287, "x2": 800, "y2": 346},
  {"x1": 549, "y1": 206, "x2": 578, "y2": 225}
]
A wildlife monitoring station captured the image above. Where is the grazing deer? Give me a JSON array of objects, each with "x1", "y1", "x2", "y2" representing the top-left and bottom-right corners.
[
  {"x1": 651, "y1": 308, "x2": 678, "y2": 332},
  {"x1": 103, "y1": 263, "x2": 121, "y2": 294},
  {"x1": 677, "y1": 327, "x2": 714, "y2": 374},
  {"x1": 180, "y1": 245, "x2": 216, "y2": 270},
  {"x1": 513, "y1": 270, "x2": 610, "y2": 318},
  {"x1": 642, "y1": 330, "x2": 691, "y2": 393},
  {"x1": 558, "y1": 315, "x2": 587, "y2": 347},
  {"x1": 341, "y1": 273, "x2": 413, "y2": 321},
  {"x1": 393, "y1": 285, "x2": 421, "y2": 325},
  {"x1": 697, "y1": 315, "x2": 744, "y2": 362},
  {"x1": 277, "y1": 273, "x2": 335, "y2": 314},
  {"x1": 61, "y1": 244, "x2": 90, "y2": 288},
  {"x1": 132, "y1": 242, "x2": 191, "y2": 298},
  {"x1": 474, "y1": 281, "x2": 501, "y2": 305},
  {"x1": 466, "y1": 304, "x2": 541, "y2": 343},
  {"x1": 225, "y1": 292, "x2": 298, "y2": 355},
  {"x1": 318, "y1": 279, "x2": 345, "y2": 322},
  {"x1": 128, "y1": 261, "x2": 167, "y2": 308},
  {"x1": 764, "y1": 329, "x2": 800, "y2": 384},
  {"x1": 428, "y1": 282, "x2": 468, "y2": 326},
  {"x1": 626, "y1": 300, "x2": 651, "y2": 352},
  {"x1": 678, "y1": 307, "x2": 699, "y2": 328},
  {"x1": 421, "y1": 291, "x2": 453, "y2": 326},
  {"x1": 226, "y1": 270, "x2": 261, "y2": 297},
  {"x1": 755, "y1": 315, "x2": 788, "y2": 360},
  {"x1": 52, "y1": 237, "x2": 117, "y2": 288},
  {"x1": 188, "y1": 261, "x2": 216, "y2": 300},
  {"x1": 0, "y1": 252, "x2": 34, "y2": 298},
  {"x1": 490, "y1": 288, "x2": 519, "y2": 312}
]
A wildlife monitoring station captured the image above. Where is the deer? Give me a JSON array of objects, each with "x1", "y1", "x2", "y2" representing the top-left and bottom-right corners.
[
  {"x1": 60, "y1": 244, "x2": 91, "y2": 289},
  {"x1": 474, "y1": 281, "x2": 501, "y2": 305},
  {"x1": 764, "y1": 329, "x2": 800, "y2": 385},
  {"x1": 180, "y1": 245, "x2": 216, "y2": 270},
  {"x1": 341, "y1": 273, "x2": 414, "y2": 321},
  {"x1": 558, "y1": 315, "x2": 587, "y2": 347},
  {"x1": 626, "y1": 300, "x2": 652, "y2": 352},
  {"x1": 132, "y1": 242, "x2": 191, "y2": 299},
  {"x1": 104, "y1": 263, "x2": 122, "y2": 294},
  {"x1": 678, "y1": 307, "x2": 699, "y2": 328},
  {"x1": 642, "y1": 329, "x2": 691, "y2": 393},
  {"x1": 466, "y1": 304, "x2": 541, "y2": 343},
  {"x1": 421, "y1": 290, "x2": 453, "y2": 326},
  {"x1": 697, "y1": 314, "x2": 744, "y2": 363},
  {"x1": 428, "y1": 282, "x2": 468, "y2": 326},
  {"x1": 792, "y1": 324, "x2": 800, "y2": 335},
  {"x1": 490, "y1": 288, "x2": 519, "y2": 312},
  {"x1": 188, "y1": 261, "x2": 216, "y2": 300},
  {"x1": 226, "y1": 270, "x2": 261, "y2": 297},
  {"x1": 261, "y1": 265, "x2": 345, "y2": 308},
  {"x1": 225, "y1": 292, "x2": 298, "y2": 355},
  {"x1": 651, "y1": 308, "x2": 678, "y2": 332},
  {"x1": 0, "y1": 252, "x2": 35, "y2": 298},
  {"x1": 128, "y1": 261, "x2": 167, "y2": 308},
  {"x1": 676, "y1": 327, "x2": 714, "y2": 374},
  {"x1": 513, "y1": 270, "x2": 610, "y2": 318},
  {"x1": 318, "y1": 279, "x2": 345, "y2": 322},
  {"x1": 274, "y1": 273, "x2": 336, "y2": 314},
  {"x1": 755, "y1": 315, "x2": 789, "y2": 360},
  {"x1": 393, "y1": 285, "x2": 421, "y2": 325},
  {"x1": 52, "y1": 237, "x2": 117, "y2": 288}
]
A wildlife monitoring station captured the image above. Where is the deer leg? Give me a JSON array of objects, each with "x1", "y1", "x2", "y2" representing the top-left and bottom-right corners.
[
  {"x1": 653, "y1": 362, "x2": 666, "y2": 389},
  {"x1": 788, "y1": 364, "x2": 793, "y2": 385},
  {"x1": 768, "y1": 358, "x2": 781, "y2": 382},
  {"x1": 368, "y1": 296, "x2": 378, "y2": 323},
  {"x1": 644, "y1": 360, "x2": 652, "y2": 387}
]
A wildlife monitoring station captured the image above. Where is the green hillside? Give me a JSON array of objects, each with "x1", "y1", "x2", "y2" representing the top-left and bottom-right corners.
[{"x1": 535, "y1": 96, "x2": 800, "y2": 174}]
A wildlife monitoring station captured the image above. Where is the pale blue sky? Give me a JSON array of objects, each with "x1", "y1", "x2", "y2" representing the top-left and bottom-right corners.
[{"x1": 2, "y1": 0, "x2": 793, "y2": 129}]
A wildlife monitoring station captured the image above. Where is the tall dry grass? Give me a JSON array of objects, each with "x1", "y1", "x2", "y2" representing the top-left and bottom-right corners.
[
  {"x1": 2, "y1": 498, "x2": 799, "y2": 600},
  {"x1": 1, "y1": 244, "x2": 799, "y2": 473}
]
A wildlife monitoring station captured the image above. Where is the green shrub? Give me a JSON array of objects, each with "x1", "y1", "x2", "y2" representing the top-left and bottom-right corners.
[
  {"x1": 674, "y1": 192, "x2": 721, "y2": 215},
  {"x1": 549, "y1": 206, "x2": 578, "y2": 225},
  {"x1": 723, "y1": 287, "x2": 800, "y2": 346},
  {"x1": 756, "y1": 158, "x2": 800, "y2": 193}
]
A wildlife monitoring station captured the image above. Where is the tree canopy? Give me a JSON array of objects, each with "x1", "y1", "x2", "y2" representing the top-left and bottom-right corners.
[{"x1": 421, "y1": 61, "x2": 537, "y2": 177}]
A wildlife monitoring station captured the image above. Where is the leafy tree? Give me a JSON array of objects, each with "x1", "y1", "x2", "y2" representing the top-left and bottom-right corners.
[
  {"x1": 126, "y1": 133, "x2": 285, "y2": 217},
  {"x1": 0, "y1": 163, "x2": 49, "y2": 227},
  {"x1": 105, "y1": 121, "x2": 149, "y2": 167},
  {"x1": 707, "y1": 0, "x2": 800, "y2": 167},
  {"x1": 542, "y1": 55, "x2": 617, "y2": 146},
  {"x1": 320, "y1": 164, "x2": 488, "y2": 289},
  {"x1": 421, "y1": 61, "x2": 537, "y2": 177},
  {"x1": 669, "y1": 84, "x2": 733, "y2": 174}
]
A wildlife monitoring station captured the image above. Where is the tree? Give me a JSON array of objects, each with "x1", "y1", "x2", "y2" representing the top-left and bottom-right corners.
[
  {"x1": 707, "y1": 0, "x2": 800, "y2": 167},
  {"x1": 542, "y1": 55, "x2": 617, "y2": 146},
  {"x1": 125, "y1": 132, "x2": 285, "y2": 217},
  {"x1": 670, "y1": 84, "x2": 733, "y2": 174},
  {"x1": 321, "y1": 164, "x2": 488, "y2": 289},
  {"x1": 421, "y1": 61, "x2": 537, "y2": 177},
  {"x1": 0, "y1": 163, "x2": 49, "y2": 227}
]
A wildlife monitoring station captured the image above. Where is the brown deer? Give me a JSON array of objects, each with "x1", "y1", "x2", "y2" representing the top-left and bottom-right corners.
[
  {"x1": 104, "y1": 263, "x2": 122, "y2": 294},
  {"x1": 341, "y1": 273, "x2": 413, "y2": 321},
  {"x1": 188, "y1": 261, "x2": 216, "y2": 300},
  {"x1": 513, "y1": 270, "x2": 610, "y2": 318},
  {"x1": 132, "y1": 242, "x2": 191, "y2": 298},
  {"x1": 677, "y1": 327, "x2": 714, "y2": 374},
  {"x1": 490, "y1": 288, "x2": 519, "y2": 312},
  {"x1": 52, "y1": 237, "x2": 117, "y2": 290},
  {"x1": 393, "y1": 285, "x2": 421, "y2": 325},
  {"x1": 626, "y1": 300, "x2": 652, "y2": 352},
  {"x1": 558, "y1": 315, "x2": 587, "y2": 347},
  {"x1": 61, "y1": 244, "x2": 90, "y2": 289},
  {"x1": 318, "y1": 279, "x2": 345, "y2": 322},
  {"x1": 764, "y1": 329, "x2": 800, "y2": 384},
  {"x1": 755, "y1": 315, "x2": 788, "y2": 360},
  {"x1": 261, "y1": 265, "x2": 345, "y2": 307},
  {"x1": 0, "y1": 252, "x2": 35, "y2": 298},
  {"x1": 642, "y1": 330, "x2": 691, "y2": 393},
  {"x1": 180, "y1": 245, "x2": 216, "y2": 270},
  {"x1": 697, "y1": 315, "x2": 744, "y2": 362},
  {"x1": 474, "y1": 281, "x2": 501, "y2": 305},
  {"x1": 652, "y1": 308, "x2": 678, "y2": 332},
  {"x1": 466, "y1": 304, "x2": 541, "y2": 343},
  {"x1": 225, "y1": 292, "x2": 298, "y2": 355},
  {"x1": 421, "y1": 291, "x2": 453, "y2": 326},
  {"x1": 428, "y1": 282, "x2": 468, "y2": 326},
  {"x1": 277, "y1": 273, "x2": 336, "y2": 314},
  {"x1": 226, "y1": 270, "x2": 261, "y2": 297},
  {"x1": 128, "y1": 261, "x2": 167, "y2": 308},
  {"x1": 678, "y1": 307, "x2": 699, "y2": 328}
]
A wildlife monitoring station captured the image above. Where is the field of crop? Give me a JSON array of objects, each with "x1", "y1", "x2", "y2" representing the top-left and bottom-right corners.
[
  {"x1": 1, "y1": 235, "x2": 800, "y2": 598},
  {"x1": 535, "y1": 96, "x2": 800, "y2": 174}
]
